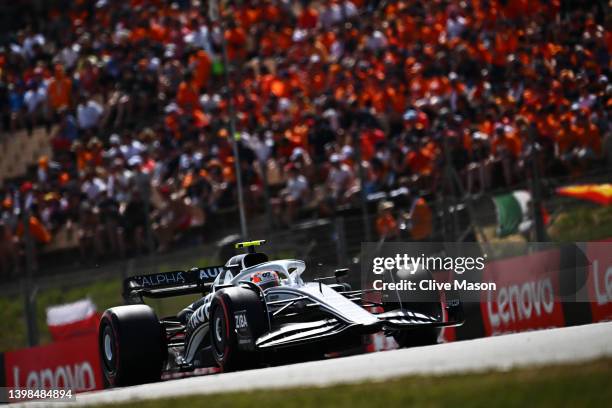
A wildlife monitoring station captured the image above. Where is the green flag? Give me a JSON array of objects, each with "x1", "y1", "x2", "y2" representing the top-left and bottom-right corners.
[
  {"x1": 212, "y1": 60, "x2": 224, "y2": 76},
  {"x1": 493, "y1": 191, "x2": 532, "y2": 237}
]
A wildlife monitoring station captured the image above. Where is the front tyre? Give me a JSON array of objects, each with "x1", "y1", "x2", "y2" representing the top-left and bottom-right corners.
[
  {"x1": 383, "y1": 268, "x2": 442, "y2": 348},
  {"x1": 99, "y1": 305, "x2": 166, "y2": 387},
  {"x1": 209, "y1": 286, "x2": 267, "y2": 371},
  {"x1": 390, "y1": 310, "x2": 441, "y2": 347}
]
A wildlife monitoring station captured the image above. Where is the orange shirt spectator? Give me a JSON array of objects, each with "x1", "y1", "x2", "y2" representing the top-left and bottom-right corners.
[
  {"x1": 17, "y1": 216, "x2": 52, "y2": 244},
  {"x1": 407, "y1": 149, "x2": 432, "y2": 175},
  {"x1": 150, "y1": 19, "x2": 168, "y2": 42},
  {"x1": 574, "y1": 121, "x2": 602, "y2": 156},
  {"x1": 238, "y1": 6, "x2": 261, "y2": 29},
  {"x1": 537, "y1": 114, "x2": 561, "y2": 141},
  {"x1": 556, "y1": 122, "x2": 577, "y2": 156},
  {"x1": 190, "y1": 50, "x2": 212, "y2": 90},
  {"x1": 376, "y1": 212, "x2": 399, "y2": 239},
  {"x1": 298, "y1": 7, "x2": 318, "y2": 29},
  {"x1": 492, "y1": 131, "x2": 522, "y2": 159},
  {"x1": 71, "y1": 143, "x2": 89, "y2": 171},
  {"x1": 190, "y1": 107, "x2": 209, "y2": 128},
  {"x1": 376, "y1": 202, "x2": 399, "y2": 239},
  {"x1": 225, "y1": 25, "x2": 247, "y2": 61},
  {"x1": 47, "y1": 66, "x2": 72, "y2": 110},
  {"x1": 176, "y1": 80, "x2": 199, "y2": 109},
  {"x1": 410, "y1": 197, "x2": 433, "y2": 240},
  {"x1": 129, "y1": 26, "x2": 148, "y2": 43},
  {"x1": 260, "y1": 32, "x2": 276, "y2": 57},
  {"x1": 270, "y1": 77, "x2": 289, "y2": 98}
]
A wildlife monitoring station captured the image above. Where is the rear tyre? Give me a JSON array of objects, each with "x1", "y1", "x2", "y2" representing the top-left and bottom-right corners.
[
  {"x1": 209, "y1": 286, "x2": 267, "y2": 371},
  {"x1": 99, "y1": 305, "x2": 166, "y2": 387}
]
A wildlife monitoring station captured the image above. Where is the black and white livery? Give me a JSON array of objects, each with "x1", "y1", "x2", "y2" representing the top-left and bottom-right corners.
[{"x1": 99, "y1": 240, "x2": 464, "y2": 386}]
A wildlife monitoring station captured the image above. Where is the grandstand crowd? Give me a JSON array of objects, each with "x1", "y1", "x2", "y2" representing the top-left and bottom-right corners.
[{"x1": 0, "y1": 0, "x2": 610, "y2": 275}]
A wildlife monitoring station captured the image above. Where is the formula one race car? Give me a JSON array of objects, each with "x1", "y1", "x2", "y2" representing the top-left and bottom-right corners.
[{"x1": 99, "y1": 240, "x2": 464, "y2": 386}]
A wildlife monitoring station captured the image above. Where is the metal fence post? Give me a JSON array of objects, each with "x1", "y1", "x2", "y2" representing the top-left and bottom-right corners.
[
  {"x1": 529, "y1": 124, "x2": 547, "y2": 241},
  {"x1": 215, "y1": 0, "x2": 248, "y2": 239},
  {"x1": 260, "y1": 159, "x2": 273, "y2": 231},
  {"x1": 137, "y1": 172, "x2": 155, "y2": 254},
  {"x1": 335, "y1": 216, "x2": 347, "y2": 267},
  {"x1": 353, "y1": 131, "x2": 372, "y2": 242},
  {"x1": 21, "y1": 205, "x2": 39, "y2": 346}
]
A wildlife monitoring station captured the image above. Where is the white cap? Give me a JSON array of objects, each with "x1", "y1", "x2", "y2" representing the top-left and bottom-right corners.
[
  {"x1": 291, "y1": 147, "x2": 304, "y2": 160},
  {"x1": 164, "y1": 103, "x2": 179, "y2": 114},
  {"x1": 341, "y1": 145, "x2": 354, "y2": 159},
  {"x1": 128, "y1": 155, "x2": 142, "y2": 166}
]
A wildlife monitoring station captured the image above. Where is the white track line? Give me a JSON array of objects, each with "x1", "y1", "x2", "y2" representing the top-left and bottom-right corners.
[{"x1": 23, "y1": 321, "x2": 612, "y2": 407}]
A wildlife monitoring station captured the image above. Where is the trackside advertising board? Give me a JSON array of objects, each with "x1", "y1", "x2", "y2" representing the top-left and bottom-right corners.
[
  {"x1": 480, "y1": 248, "x2": 565, "y2": 336},
  {"x1": 3, "y1": 333, "x2": 103, "y2": 393},
  {"x1": 586, "y1": 241, "x2": 612, "y2": 323}
]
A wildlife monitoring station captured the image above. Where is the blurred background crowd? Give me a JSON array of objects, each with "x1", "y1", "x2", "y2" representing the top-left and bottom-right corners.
[{"x1": 0, "y1": 0, "x2": 610, "y2": 276}]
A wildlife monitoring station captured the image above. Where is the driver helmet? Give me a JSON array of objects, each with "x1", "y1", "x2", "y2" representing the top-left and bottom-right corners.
[{"x1": 249, "y1": 270, "x2": 281, "y2": 290}]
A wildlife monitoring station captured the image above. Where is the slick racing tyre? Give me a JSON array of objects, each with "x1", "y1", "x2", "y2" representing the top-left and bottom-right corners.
[
  {"x1": 209, "y1": 285, "x2": 267, "y2": 371},
  {"x1": 99, "y1": 305, "x2": 166, "y2": 387},
  {"x1": 383, "y1": 268, "x2": 442, "y2": 348}
]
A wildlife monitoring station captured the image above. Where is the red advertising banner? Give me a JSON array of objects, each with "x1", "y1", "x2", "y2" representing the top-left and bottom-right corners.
[
  {"x1": 4, "y1": 333, "x2": 103, "y2": 393},
  {"x1": 586, "y1": 241, "x2": 612, "y2": 322},
  {"x1": 481, "y1": 249, "x2": 565, "y2": 336}
]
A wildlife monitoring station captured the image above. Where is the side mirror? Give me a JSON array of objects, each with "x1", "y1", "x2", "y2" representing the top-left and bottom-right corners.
[{"x1": 334, "y1": 268, "x2": 349, "y2": 281}]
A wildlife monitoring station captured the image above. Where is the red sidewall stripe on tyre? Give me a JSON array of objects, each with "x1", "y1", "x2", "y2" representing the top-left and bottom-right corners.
[{"x1": 218, "y1": 296, "x2": 231, "y2": 370}]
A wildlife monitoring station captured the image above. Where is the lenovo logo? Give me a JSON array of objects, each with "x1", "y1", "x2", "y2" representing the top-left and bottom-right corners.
[
  {"x1": 592, "y1": 260, "x2": 612, "y2": 305},
  {"x1": 486, "y1": 278, "x2": 556, "y2": 329},
  {"x1": 12, "y1": 361, "x2": 97, "y2": 391}
]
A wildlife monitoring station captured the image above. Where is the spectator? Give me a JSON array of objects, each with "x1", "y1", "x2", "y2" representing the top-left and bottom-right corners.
[
  {"x1": 7, "y1": 82, "x2": 25, "y2": 131},
  {"x1": 321, "y1": 153, "x2": 355, "y2": 214},
  {"x1": 77, "y1": 201, "x2": 103, "y2": 263},
  {"x1": 47, "y1": 64, "x2": 72, "y2": 125},
  {"x1": 51, "y1": 107, "x2": 78, "y2": 153},
  {"x1": 154, "y1": 185, "x2": 193, "y2": 253},
  {"x1": 0, "y1": 0, "x2": 609, "y2": 268},
  {"x1": 123, "y1": 190, "x2": 148, "y2": 255},
  {"x1": 491, "y1": 124, "x2": 522, "y2": 186},
  {"x1": 23, "y1": 77, "x2": 47, "y2": 134},
  {"x1": 375, "y1": 201, "x2": 399, "y2": 241},
  {"x1": 405, "y1": 195, "x2": 433, "y2": 242},
  {"x1": 76, "y1": 93, "x2": 104, "y2": 131},
  {"x1": 273, "y1": 164, "x2": 310, "y2": 226},
  {"x1": 0, "y1": 220, "x2": 18, "y2": 277},
  {"x1": 99, "y1": 193, "x2": 125, "y2": 259}
]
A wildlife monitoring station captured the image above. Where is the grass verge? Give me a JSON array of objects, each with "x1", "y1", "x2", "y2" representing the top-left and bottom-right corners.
[
  {"x1": 548, "y1": 204, "x2": 612, "y2": 242},
  {"x1": 94, "y1": 359, "x2": 612, "y2": 408}
]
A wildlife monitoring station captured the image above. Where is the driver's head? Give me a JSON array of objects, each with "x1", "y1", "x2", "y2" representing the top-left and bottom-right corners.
[{"x1": 250, "y1": 270, "x2": 281, "y2": 290}]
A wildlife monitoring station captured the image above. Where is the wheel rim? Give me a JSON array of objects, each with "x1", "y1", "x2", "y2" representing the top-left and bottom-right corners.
[
  {"x1": 211, "y1": 306, "x2": 227, "y2": 358},
  {"x1": 101, "y1": 325, "x2": 117, "y2": 374},
  {"x1": 215, "y1": 316, "x2": 223, "y2": 343},
  {"x1": 104, "y1": 333, "x2": 113, "y2": 361}
]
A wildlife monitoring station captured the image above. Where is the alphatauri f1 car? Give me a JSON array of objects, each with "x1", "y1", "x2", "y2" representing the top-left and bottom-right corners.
[{"x1": 99, "y1": 240, "x2": 464, "y2": 386}]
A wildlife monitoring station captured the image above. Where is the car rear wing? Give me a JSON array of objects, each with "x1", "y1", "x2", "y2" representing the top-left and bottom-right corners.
[{"x1": 123, "y1": 266, "x2": 225, "y2": 303}]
